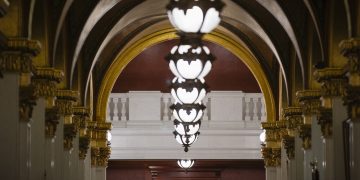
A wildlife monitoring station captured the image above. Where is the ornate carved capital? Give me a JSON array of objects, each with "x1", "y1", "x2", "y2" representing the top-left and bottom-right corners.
[
  {"x1": 296, "y1": 90, "x2": 321, "y2": 118},
  {"x1": 314, "y1": 68, "x2": 347, "y2": 108},
  {"x1": 262, "y1": 122, "x2": 280, "y2": 143},
  {"x1": 55, "y1": 90, "x2": 79, "y2": 116},
  {"x1": 64, "y1": 123, "x2": 78, "y2": 150},
  {"x1": 317, "y1": 107, "x2": 333, "y2": 138},
  {"x1": 32, "y1": 67, "x2": 63, "y2": 99},
  {"x1": 79, "y1": 136, "x2": 90, "y2": 160},
  {"x1": 19, "y1": 86, "x2": 36, "y2": 122},
  {"x1": 0, "y1": 38, "x2": 41, "y2": 74},
  {"x1": 340, "y1": 38, "x2": 360, "y2": 86},
  {"x1": 97, "y1": 147, "x2": 111, "y2": 167},
  {"x1": 283, "y1": 107, "x2": 303, "y2": 131},
  {"x1": 298, "y1": 124, "x2": 312, "y2": 150},
  {"x1": 282, "y1": 135, "x2": 295, "y2": 159},
  {"x1": 45, "y1": 107, "x2": 60, "y2": 138},
  {"x1": 91, "y1": 147, "x2": 100, "y2": 166},
  {"x1": 261, "y1": 147, "x2": 281, "y2": 167},
  {"x1": 343, "y1": 85, "x2": 360, "y2": 120}
]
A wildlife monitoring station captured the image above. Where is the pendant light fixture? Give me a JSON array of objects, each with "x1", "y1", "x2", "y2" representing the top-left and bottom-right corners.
[
  {"x1": 177, "y1": 159, "x2": 195, "y2": 169},
  {"x1": 166, "y1": 0, "x2": 224, "y2": 152}
]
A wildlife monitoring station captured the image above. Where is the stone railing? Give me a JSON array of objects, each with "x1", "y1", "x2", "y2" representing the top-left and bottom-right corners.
[{"x1": 106, "y1": 91, "x2": 266, "y2": 123}]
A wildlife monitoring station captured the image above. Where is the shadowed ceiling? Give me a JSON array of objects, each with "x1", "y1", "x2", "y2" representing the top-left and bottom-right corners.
[{"x1": 112, "y1": 40, "x2": 261, "y2": 93}]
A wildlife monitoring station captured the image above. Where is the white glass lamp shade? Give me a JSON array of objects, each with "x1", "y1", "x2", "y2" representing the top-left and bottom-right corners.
[
  {"x1": 166, "y1": 0, "x2": 225, "y2": 33},
  {"x1": 174, "y1": 119, "x2": 201, "y2": 135},
  {"x1": 171, "y1": 79, "x2": 208, "y2": 104},
  {"x1": 171, "y1": 103, "x2": 205, "y2": 123},
  {"x1": 107, "y1": 131, "x2": 112, "y2": 142},
  {"x1": 167, "y1": 43, "x2": 214, "y2": 83},
  {"x1": 177, "y1": 159, "x2": 195, "y2": 169},
  {"x1": 174, "y1": 131, "x2": 200, "y2": 152},
  {"x1": 259, "y1": 130, "x2": 266, "y2": 143}
]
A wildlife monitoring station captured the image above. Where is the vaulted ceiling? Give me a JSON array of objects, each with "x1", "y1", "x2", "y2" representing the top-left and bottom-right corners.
[{"x1": 30, "y1": 0, "x2": 354, "y2": 119}]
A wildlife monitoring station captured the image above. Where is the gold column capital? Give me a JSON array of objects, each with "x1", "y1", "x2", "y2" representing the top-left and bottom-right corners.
[
  {"x1": 314, "y1": 68, "x2": 347, "y2": 108},
  {"x1": 298, "y1": 124, "x2": 312, "y2": 150},
  {"x1": 73, "y1": 107, "x2": 91, "y2": 159},
  {"x1": 296, "y1": 90, "x2": 321, "y2": 120},
  {"x1": 317, "y1": 107, "x2": 333, "y2": 138},
  {"x1": 91, "y1": 147, "x2": 111, "y2": 167},
  {"x1": 282, "y1": 135, "x2": 295, "y2": 160},
  {"x1": 0, "y1": 38, "x2": 41, "y2": 74},
  {"x1": 45, "y1": 107, "x2": 60, "y2": 138},
  {"x1": 55, "y1": 90, "x2": 79, "y2": 150},
  {"x1": 283, "y1": 107, "x2": 303, "y2": 135},
  {"x1": 261, "y1": 147, "x2": 281, "y2": 167}
]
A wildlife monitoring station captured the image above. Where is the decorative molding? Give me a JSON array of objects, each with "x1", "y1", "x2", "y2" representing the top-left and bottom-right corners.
[
  {"x1": 79, "y1": 136, "x2": 90, "y2": 160},
  {"x1": 314, "y1": 68, "x2": 347, "y2": 108},
  {"x1": 282, "y1": 135, "x2": 295, "y2": 159},
  {"x1": 91, "y1": 147, "x2": 100, "y2": 166},
  {"x1": 19, "y1": 86, "x2": 37, "y2": 122},
  {"x1": 261, "y1": 147, "x2": 281, "y2": 167},
  {"x1": 55, "y1": 90, "x2": 78, "y2": 115},
  {"x1": 32, "y1": 67, "x2": 63, "y2": 99},
  {"x1": 262, "y1": 122, "x2": 280, "y2": 143},
  {"x1": 45, "y1": 107, "x2": 60, "y2": 138},
  {"x1": 0, "y1": 38, "x2": 41, "y2": 74},
  {"x1": 283, "y1": 107, "x2": 303, "y2": 132},
  {"x1": 340, "y1": 38, "x2": 360, "y2": 86},
  {"x1": 296, "y1": 90, "x2": 321, "y2": 118},
  {"x1": 97, "y1": 147, "x2": 111, "y2": 167},
  {"x1": 298, "y1": 124, "x2": 312, "y2": 150},
  {"x1": 317, "y1": 107, "x2": 333, "y2": 138}
]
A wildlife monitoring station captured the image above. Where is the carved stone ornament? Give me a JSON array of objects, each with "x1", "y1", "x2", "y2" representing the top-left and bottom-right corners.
[
  {"x1": 283, "y1": 107, "x2": 303, "y2": 130},
  {"x1": 91, "y1": 147, "x2": 100, "y2": 166},
  {"x1": 276, "y1": 120, "x2": 288, "y2": 139},
  {"x1": 262, "y1": 122, "x2": 280, "y2": 142},
  {"x1": 79, "y1": 136, "x2": 90, "y2": 160},
  {"x1": 32, "y1": 67, "x2": 63, "y2": 98},
  {"x1": 96, "y1": 147, "x2": 111, "y2": 167},
  {"x1": 0, "y1": 38, "x2": 41, "y2": 74},
  {"x1": 282, "y1": 135, "x2": 295, "y2": 159},
  {"x1": 317, "y1": 107, "x2": 333, "y2": 138},
  {"x1": 343, "y1": 85, "x2": 360, "y2": 120},
  {"x1": 261, "y1": 147, "x2": 281, "y2": 167},
  {"x1": 298, "y1": 124, "x2": 312, "y2": 150},
  {"x1": 340, "y1": 38, "x2": 360, "y2": 86},
  {"x1": 296, "y1": 90, "x2": 321, "y2": 116},
  {"x1": 45, "y1": 107, "x2": 60, "y2": 138},
  {"x1": 314, "y1": 68, "x2": 347, "y2": 99},
  {"x1": 19, "y1": 86, "x2": 37, "y2": 122},
  {"x1": 55, "y1": 90, "x2": 79, "y2": 116},
  {"x1": 64, "y1": 123, "x2": 78, "y2": 150}
]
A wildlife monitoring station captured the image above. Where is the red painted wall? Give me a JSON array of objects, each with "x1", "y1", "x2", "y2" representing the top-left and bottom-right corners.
[
  {"x1": 221, "y1": 168, "x2": 266, "y2": 180},
  {"x1": 112, "y1": 40, "x2": 261, "y2": 93},
  {"x1": 107, "y1": 168, "x2": 152, "y2": 180}
]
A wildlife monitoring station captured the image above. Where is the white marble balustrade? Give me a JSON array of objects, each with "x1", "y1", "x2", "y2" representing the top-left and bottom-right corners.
[{"x1": 107, "y1": 91, "x2": 266, "y2": 123}]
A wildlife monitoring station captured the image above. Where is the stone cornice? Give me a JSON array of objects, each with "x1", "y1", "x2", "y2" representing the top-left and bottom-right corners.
[
  {"x1": 314, "y1": 68, "x2": 347, "y2": 98},
  {"x1": 296, "y1": 90, "x2": 321, "y2": 118},
  {"x1": 32, "y1": 67, "x2": 63, "y2": 98},
  {"x1": 6, "y1": 38, "x2": 41, "y2": 56}
]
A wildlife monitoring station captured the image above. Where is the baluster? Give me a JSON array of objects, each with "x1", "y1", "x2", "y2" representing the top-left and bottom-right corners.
[
  {"x1": 261, "y1": 97, "x2": 266, "y2": 121},
  {"x1": 245, "y1": 96, "x2": 251, "y2": 121},
  {"x1": 106, "y1": 98, "x2": 111, "y2": 121},
  {"x1": 253, "y1": 97, "x2": 260, "y2": 121},
  {"x1": 202, "y1": 97, "x2": 209, "y2": 120},
  {"x1": 170, "y1": 96, "x2": 175, "y2": 120},
  {"x1": 112, "y1": 97, "x2": 119, "y2": 121},
  {"x1": 120, "y1": 96, "x2": 127, "y2": 121},
  {"x1": 162, "y1": 95, "x2": 170, "y2": 120}
]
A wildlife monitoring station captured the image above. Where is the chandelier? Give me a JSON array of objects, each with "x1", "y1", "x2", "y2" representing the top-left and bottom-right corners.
[{"x1": 166, "y1": 0, "x2": 224, "y2": 154}]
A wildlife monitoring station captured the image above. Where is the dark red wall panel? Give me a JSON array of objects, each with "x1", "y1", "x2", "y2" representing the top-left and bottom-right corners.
[{"x1": 112, "y1": 40, "x2": 261, "y2": 93}]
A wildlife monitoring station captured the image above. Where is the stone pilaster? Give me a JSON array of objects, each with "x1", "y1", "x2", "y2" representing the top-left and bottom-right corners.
[
  {"x1": 55, "y1": 90, "x2": 79, "y2": 150},
  {"x1": 73, "y1": 107, "x2": 91, "y2": 160}
]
